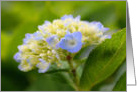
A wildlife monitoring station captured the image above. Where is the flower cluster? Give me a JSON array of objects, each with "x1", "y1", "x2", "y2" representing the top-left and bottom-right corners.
[{"x1": 14, "y1": 15, "x2": 111, "y2": 73}]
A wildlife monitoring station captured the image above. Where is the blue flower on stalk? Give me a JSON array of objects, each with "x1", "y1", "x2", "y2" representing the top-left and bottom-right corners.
[{"x1": 58, "y1": 32, "x2": 82, "y2": 53}]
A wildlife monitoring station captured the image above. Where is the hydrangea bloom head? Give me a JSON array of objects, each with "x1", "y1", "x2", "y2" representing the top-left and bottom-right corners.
[{"x1": 14, "y1": 15, "x2": 111, "y2": 73}]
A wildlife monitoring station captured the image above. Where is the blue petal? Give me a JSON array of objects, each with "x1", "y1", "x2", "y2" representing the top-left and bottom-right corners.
[
  {"x1": 25, "y1": 33, "x2": 32, "y2": 39},
  {"x1": 105, "y1": 35, "x2": 111, "y2": 39},
  {"x1": 14, "y1": 52, "x2": 21, "y2": 62},
  {"x1": 36, "y1": 59, "x2": 50, "y2": 73},
  {"x1": 61, "y1": 15, "x2": 73, "y2": 20},
  {"x1": 38, "y1": 21, "x2": 50, "y2": 31},
  {"x1": 58, "y1": 38, "x2": 71, "y2": 49},
  {"x1": 23, "y1": 33, "x2": 32, "y2": 44},
  {"x1": 61, "y1": 15, "x2": 81, "y2": 21},
  {"x1": 75, "y1": 15, "x2": 81, "y2": 21},
  {"x1": 66, "y1": 30, "x2": 71, "y2": 34},
  {"x1": 44, "y1": 21, "x2": 51, "y2": 25},
  {"x1": 18, "y1": 65, "x2": 23, "y2": 71},
  {"x1": 23, "y1": 38, "x2": 30, "y2": 44},
  {"x1": 18, "y1": 64, "x2": 32, "y2": 72},
  {"x1": 65, "y1": 34, "x2": 74, "y2": 40},
  {"x1": 90, "y1": 21, "x2": 103, "y2": 29},
  {"x1": 72, "y1": 32, "x2": 82, "y2": 41},
  {"x1": 102, "y1": 28, "x2": 109, "y2": 32},
  {"x1": 34, "y1": 36, "x2": 43, "y2": 40},
  {"x1": 39, "y1": 58, "x2": 46, "y2": 63},
  {"x1": 33, "y1": 32, "x2": 44, "y2": 40},
  {"x1": 46, "y1": 35, "x2": 58, "y2": 48},
  {"x1": 38, "y1": 25, "x2": 45, "y2": 31},
  {"x1": 64, "y1": 21, "x2": 71, "y2": 26},
  {"x1": 38, "y1": 65, "x2": 50, "y2": 73},
  {"x1": 90, "y1": 21, "x2": 109, "y2": 32}
]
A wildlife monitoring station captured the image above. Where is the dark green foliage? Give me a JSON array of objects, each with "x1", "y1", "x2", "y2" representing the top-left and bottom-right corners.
[
  {"x1": 113, "y1": 72, "x2": 126, "y2": 91},
  {"x1": 80, "y1": 28, "x2": 126, "y2": 90},
  {"x1": 27, "y1": 72, "x2": 75, "y2": 91}
]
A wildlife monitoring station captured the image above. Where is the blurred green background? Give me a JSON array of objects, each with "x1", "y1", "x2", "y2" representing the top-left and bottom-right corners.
[{"x1": 1, "y1": 1, "x2": 126, "y2": 91}]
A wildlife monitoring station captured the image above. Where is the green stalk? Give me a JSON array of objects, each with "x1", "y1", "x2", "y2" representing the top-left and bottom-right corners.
[{"x1": 67, "y1": 55, "x2": 79, "y2": 91}]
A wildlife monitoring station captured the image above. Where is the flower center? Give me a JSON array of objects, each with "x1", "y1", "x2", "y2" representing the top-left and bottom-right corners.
[{"x1": 69, "y1": 40, "x2": 76, "y2": 46}]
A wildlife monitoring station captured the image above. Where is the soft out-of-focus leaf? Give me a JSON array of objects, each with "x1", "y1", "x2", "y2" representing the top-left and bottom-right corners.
[
  {"x1": 74, "y1": 45, "x2": 96, "y2": 60},
  {"x1": 1, "y1": 11, "x2": 21, "y2": 31},
  {"x1": 113, "y1": 72, "x2": 126, "y2": 91},
  {"x1": 91, "y1": 61, "x2": 126, "y2": 91},
  {"x1": 76, "y1": 64, "x2": 84, "y2": 80},
  {"x1": 1, "y1": 75, "x2": 20, "y2": 91},
  {"x1": 27, "y1": 72, "x2": 75, "y2": 91},
  {"x1": 80, "y1": 28, "x2": 126, "y2": 91},
  {"x1": 1, "y1": 62, "x2": 30, "y2": 91},
  {"x1": 1, "y1": 32, "x2": 13, "y2": 61}
]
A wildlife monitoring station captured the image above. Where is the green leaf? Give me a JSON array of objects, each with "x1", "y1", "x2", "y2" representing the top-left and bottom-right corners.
[
  {"x1": 79, "y1": 28, "x2": 126, "y2": 91},
  {"x1": 113, "y1": 72, "x2": 126, "y2": 91},
  {"x1": 27, "y1": 72, "x2": 75, "y2": 91},
  {"x1": 91, "y1": 61, "x2": 126, "y2": 91},
  {"x1": 74, "y1": 45, "x2": 96, "y2": 60}
]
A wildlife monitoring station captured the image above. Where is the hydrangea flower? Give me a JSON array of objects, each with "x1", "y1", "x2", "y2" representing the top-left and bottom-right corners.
[
  {"x1": 58, "y1": 32, "x2": 82, "y2": 53},
  {"x1": 14, "y1": 15, "x2": 111, "y2": 73}
]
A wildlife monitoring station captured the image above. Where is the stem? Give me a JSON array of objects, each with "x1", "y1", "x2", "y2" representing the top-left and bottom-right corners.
[
  {"x1": 67, "y1": 55, "x2": 79, "y2": 91},
  {"x1": 72, "y1": 69, "x2": 79, "y2": 89}
]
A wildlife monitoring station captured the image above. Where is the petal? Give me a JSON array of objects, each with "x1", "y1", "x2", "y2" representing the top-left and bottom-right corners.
[
  {"x1": 44, "y1": 21, "x2": 51, "y2": 25},
  {"x1": 38, "y1": 21, "x2": 50, "y2": 31},
  {"x1": 23, "y1": 33, "x2": 32, "y2": 44},
  {"x1": 90, "y1": 21, "x2": 109, "y2": 32},
  {"x1": 46, "y1": 35, "x2": 59, "y2": 48},
  {"x1": 33, "y1": 31, "x2": 44, "y2": 40},
  {"x1": 61, "y1": 15, "x2": 73, "y2": 20},
  {"x1": 14, "y1": 52, "x2": 21, "y2": 62},
  {"x1": 58, "y1": 38, "x2": 71, "y2": 49},
  {"x1": 105, "y1": 35, "x2": 111, "y2": 39},
  {"x1": 72, "y1": 32, "x2": 82, "y2": 41},
  {"x1": 90, "y1": 21, "x2": 103, "y2": 29},
  {"x1": 18, "y1": 64, "x2": 32, "y2": 72},
  {"x1": 65, "y1": 34, "x2": 74, "y2": 40},
  {"x1": 38, "y1": 64, "x2": 50, "y2": 73},
  {"x1": 36, "y1": 59, "x2": 50, "y2": 73},
  {"x1": 102, "y1": 28, "x2": 109, "y2": 32},
  {"x1": 74, "y1": 15, "x2": 81, "y2": 21},
  {"x1": 23, "y1": 38, "x2": 30, "y2": 44},
  {"x1": 38, "y1": 25, "x2": 45, "y2": 31},
  {"x1": 25, "y1": 33, "x2": 32, "y2": 39},
  {"x1": 39, "y1": 58, "x2": 46, "y2": 63}
]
